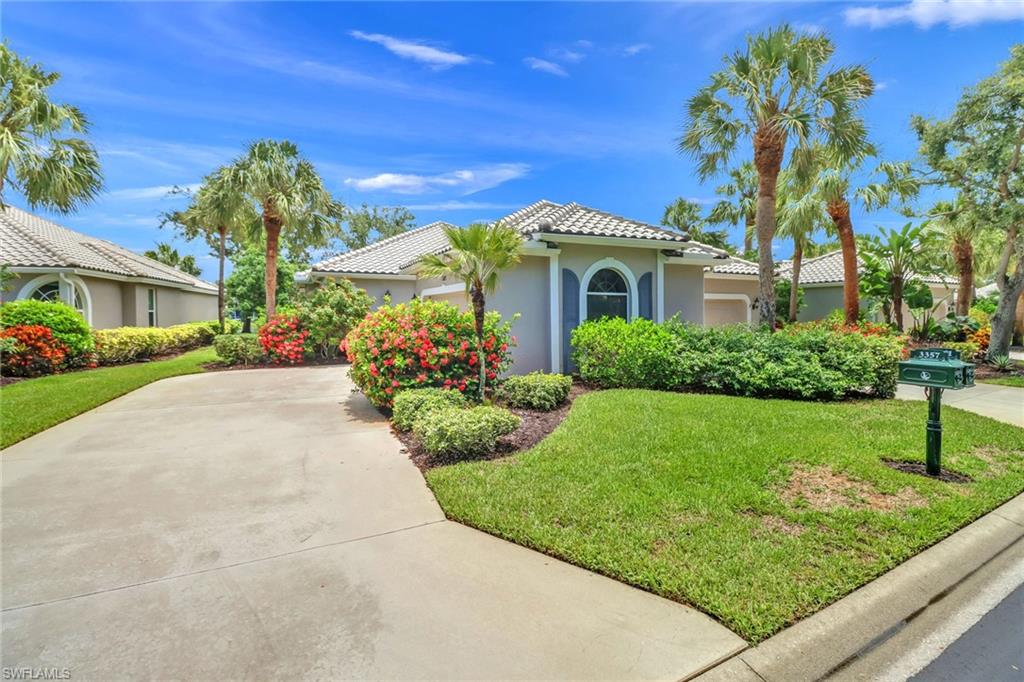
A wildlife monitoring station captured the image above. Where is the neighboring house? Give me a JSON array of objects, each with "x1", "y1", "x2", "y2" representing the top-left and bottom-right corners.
[
  {"x1": 305, "y1": 200, "x2": 734, "y2": 372},
  {"x1": 703, "y1": 257, "x2": 761, "y2": 326},
  {"x1": 0, "y1": 206, "x2": 218, "y2": 328}
]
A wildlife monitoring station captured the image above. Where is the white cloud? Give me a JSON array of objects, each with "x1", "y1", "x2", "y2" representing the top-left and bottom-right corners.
[
  {"x1": 406, "y1": 200, "x2": 519, "y2": 211},
  {"x1": 345, "y1": 163, "x2": 530, "y2": 195},
  {"x1": 104, "y1": 184, "x2": 200, "y2": 201},
  {"x1": 623, "y1": 43, "x2": 652, "y2": 56},
  {"x1": 844, "y1": 0, "x2": 1024, "y2": 29},
  {"x1": 549, "y1": 47, "x2": 585, "y2": 63},
  {"x1": 875, "y1": 80, "x2": 891, "y2": 91},
  {"x1": 349, "y1": 30, "x2": 474, "y2": 69},
  {"x1": 523, "y1": 57, "x2": 568, "y2": 77},
  {"x1": 575, "y1": 39, "x2": 594, "y2": 49},
  {"x1": 793, "y1": 22, "x2": 825, "y2": 34}
]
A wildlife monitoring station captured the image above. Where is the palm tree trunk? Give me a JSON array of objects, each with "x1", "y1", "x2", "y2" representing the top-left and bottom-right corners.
[
  {"x1": 893, "y1": 276, "x2": 905, "y2": 331},
  {"x1": 753, "y1": 126, "x2": 785, "y2": 329},
  {"x1": 744, "y1": 216, "x2": 754, "y2": 255},
  {"x1": 470, "y1": 284, "x2": 487, "y2": 400},
  {"x1": 952, "y1": 237, "x2": 974, "y2": 317},
  {"x1": 263, "y1": 208, "x2": 282, "y2": 319},
  {"x1": 789, "y1": 240, "x2": 803, "y2": 323},
  {"x1": 217, "y1": 226, "x2": 227, "y2": 334},
  {"x1": 827, "y1": 198, "x2": 860, "y2": 325}
]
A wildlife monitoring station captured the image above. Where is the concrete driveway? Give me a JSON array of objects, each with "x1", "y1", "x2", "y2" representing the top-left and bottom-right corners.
[
  {"x1": 896, "y1": 382, "x2": 1024, "y2": 426},
  {"x1": 1, "y1": 367, "x2": 744, "y2": 680}
]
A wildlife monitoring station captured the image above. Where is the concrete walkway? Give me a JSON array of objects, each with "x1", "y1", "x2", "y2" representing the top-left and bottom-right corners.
[
  {"x1": 1, "y1": 367, "x2": 743, "y2": 679},
  {"x1": 896, "y1": 382, "x2": 1024, "y2": 426}
]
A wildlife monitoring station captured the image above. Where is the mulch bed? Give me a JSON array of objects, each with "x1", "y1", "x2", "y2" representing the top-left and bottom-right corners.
[
  {"x1": 397, "y1": 383, "x2": 590, "y2": 472},
  {"x1": 201, "y1": 357, "x2": 348, "y2": 372},
  {"x1": 973, "y1": 363, "x2": 1024, "y2": 382},
  {"x1": 882, "y1": 459, "x2": 973, "y2": 483},
  {"x1": 0, "y1": 347, "x2": 200, "y2": 386}
]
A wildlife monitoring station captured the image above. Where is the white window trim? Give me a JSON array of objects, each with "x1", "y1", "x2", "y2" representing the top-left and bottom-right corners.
[
  {"x1": 147, "y1": 288, "x2": 157, "y2": 327},
  {"x1": 703, "y1": 292, "x2": 752, "y2": 325},
  {"x1": 16, "y1": 273, "x2": 93, "y2": 325},
  {"x1": 579, "y1": 258, "x2": 639, "y2": 322}
]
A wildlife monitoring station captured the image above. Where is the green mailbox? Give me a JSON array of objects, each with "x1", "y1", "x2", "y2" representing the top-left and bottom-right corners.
[{"x1": 897, "y1": 348, "x2": 976, "y2": 476}]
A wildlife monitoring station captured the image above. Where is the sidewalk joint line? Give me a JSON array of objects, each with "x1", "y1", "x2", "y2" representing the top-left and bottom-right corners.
[{"x1": 2, "y1": 518, "x2": 446, "y2": 614}]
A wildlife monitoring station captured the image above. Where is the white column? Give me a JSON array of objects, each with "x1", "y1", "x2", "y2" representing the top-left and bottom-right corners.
[
  {"x1": 656, "y1": 254, "x2": 666, "y2": 323},
  {"x1": 549, "y1": 253, "x2": 561, "y2": 373}
]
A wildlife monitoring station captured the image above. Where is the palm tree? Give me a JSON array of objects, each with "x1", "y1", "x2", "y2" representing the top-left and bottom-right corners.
[
  {"x1": 707, "y1": 162, "x2": 758, "y2": 255},
  {"x1": 0, "y1": 43, "x2": 102, "y2": 213},
  {"x1": 776, "y1": 172, "x2": 827, "y2": 322},
  {"x1": 680, "y1": 25, "x2": 874, "y2": 328},
  {"x1": 224, "y1": 140, "x2": 344, "y2": 319},
  {"x1": 660, "y1": 197, "x2": 733, "y2": 251},
  {"x1": 143, "y1": 242, "x2": 202, "y2": 277},
  {"x1": 163, "y1": 169, "x2": 257, "y2": 331},
  {"x1": 858, "y1": 222, "x2": 940, "y2": 331},
  {"x1": 419, "y1": 223, "x2": 522, "y2": 399}
]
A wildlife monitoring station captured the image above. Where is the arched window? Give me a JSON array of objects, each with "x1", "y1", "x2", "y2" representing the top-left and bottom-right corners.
[
  {"x1": 18, "y1": 275, "x2": 91, "y2": 323},
  {"x1": 586, "y1": 268, "x2": 629, "y2": 320}
]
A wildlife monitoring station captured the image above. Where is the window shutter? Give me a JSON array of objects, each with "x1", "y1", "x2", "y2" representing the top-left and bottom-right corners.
[
  {"x1": 562, "y1": 268, "x2": 579, "y2": 372},
  {"x1": 638, "y1": 272, "x2": 653, "y2": 320}
]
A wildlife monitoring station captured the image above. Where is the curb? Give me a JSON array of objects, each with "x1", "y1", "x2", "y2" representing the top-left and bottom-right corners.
[{"x1": 693, "y1": 493, "x2": 1024, "y2": 682}]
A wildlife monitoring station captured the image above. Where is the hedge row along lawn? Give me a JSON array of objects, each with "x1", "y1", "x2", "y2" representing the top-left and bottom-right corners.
[
  {"x1": 426, "y1": 389, "x2": 1024, "y2": 642},
  {"x1": 0, "y1": 347, "x2": 216, "y2": 449}
]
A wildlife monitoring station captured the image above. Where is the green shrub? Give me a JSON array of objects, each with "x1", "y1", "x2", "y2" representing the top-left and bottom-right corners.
[
  {"x1": 968, "y1": 307, "x2": 990, "y2": 327},
  {"x1": 345, "y1": 298, "x2": 514, "y2": 407},
  {"x1": 0, "y1": 299, "x2": 93, "y2": 362},
  {"x1": 573, "y1": 318, "x2": 906, "y2": 400},
  {"x1": 571, "y1": 317, "x2": 684, "y2": 390},
  {"x1": 927, "y1": 341, "x2": 980, "y2": 360},
  {"x1": 297, "y1": 280, "x2": 374, "y2": 358},
  {"x1": 214, "y1": 333, "x2": 264, "y2": 366},
  {"x1": 93, "y1": 322, "x2": 214, "y2": 365},
  {"x1": 498, "y1": 372, "x2": 572, "y2": 411},
  {"x1": 413, "y1": 405, "x2": 521, "y2": 458},
  {"x1": 973, "y1": 294, "x2": 998, "y2": 315},
  {"x1": 392, "y1": 387, "x2": 467, "y2": 431}
]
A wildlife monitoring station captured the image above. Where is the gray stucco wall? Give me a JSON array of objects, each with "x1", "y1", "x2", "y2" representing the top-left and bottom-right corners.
[
  {"x1": 799, "y1": 286, "x2": 847, "y2": 322},
  {"x1": 664, "y1": 263, "x2": 705, "y2": 324},
  {"x1": 702, "y1": 276, "x2": 758, "y2": 326},
  {"x1": 486, "y1": 256, "x2": 551, "y2": 374},
  {"x1": 346, "y1": 278, "x2": 416, "y2": 308}
]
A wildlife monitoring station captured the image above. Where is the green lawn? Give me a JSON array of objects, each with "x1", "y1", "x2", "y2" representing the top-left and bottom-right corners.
[
  {"x1": 426, "y1": 390, "x2": 1024, "y2": 642},
  {"x1": 1, "y1": 347, "x2": 216, "y2": 449},
  {"x1": 979, "y1": 375, "x2": 1024, "y2": 388}
]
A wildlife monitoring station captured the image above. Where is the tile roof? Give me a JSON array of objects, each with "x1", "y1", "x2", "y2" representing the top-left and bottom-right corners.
[
  {"x1": 310, "y1": 200, "x2": 729, "y2": 275},
  {"x1": 777, "y1": 249, "x2": 956, "y2": 287},
  {"x1": 710, "y1": 256, "x2": 760, "y2": 276},
  {"x1": 0, "y1": 205, "x2": 217, "y2": 292}
]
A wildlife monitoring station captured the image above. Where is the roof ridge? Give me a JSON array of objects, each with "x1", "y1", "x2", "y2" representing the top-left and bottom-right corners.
[
  {"x1": 498, "y1": 199, "x2": 561, "y2": 226},
  {"x1": 313, "y1": 221, "x2": 456, "y2": 271},
  {"x1": 565, "y1": 202, "x2": 689, "y2": 243}
]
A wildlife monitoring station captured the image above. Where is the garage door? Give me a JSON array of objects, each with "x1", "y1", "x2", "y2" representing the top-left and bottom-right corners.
[{"x1": 704, "y1": 298, "x2": 749, "y2": 326}]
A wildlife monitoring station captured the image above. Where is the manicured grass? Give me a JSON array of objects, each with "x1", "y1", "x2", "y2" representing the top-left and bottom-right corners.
[
  {"x1": 1, "y1": 347, "x2": 216, "y2": 449},
  {"x1": 979, "y1": 375, "x2": 1024, "y2": 388},
  {"x1": 426, "y1": 390, "x2": 1024, "y2": 642}
]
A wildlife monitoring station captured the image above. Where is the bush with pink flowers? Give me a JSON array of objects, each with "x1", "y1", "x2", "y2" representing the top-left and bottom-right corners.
[
  {"x1": 258, "y1": 314, "x2": 310, "y2": 365},
  {"x1": 344, "y1": 298, "x2": 515, "y2": 407}
]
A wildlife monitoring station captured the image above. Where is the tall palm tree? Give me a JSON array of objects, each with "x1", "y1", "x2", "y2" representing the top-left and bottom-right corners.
[
  {"x1": 143, "y1": 242, "x2": 202, "y2": 277},
  {"x1": 163, "y1": 168, "x2": 257, "y2": 331},
  {"x1": 660, "y1": 197, "x2": 733, "y2": 251},
  {"x1": 707, "y1": 161, "x2": 758, "y2": 255},
  {"x1": 419, "y1": 223, "x2": 522, "y2": 399},
  {"x1": 858, "y1": 222, "x2": 940, "y2": 331},
  {"x1": 225, "y1": 140, "x2": 344, "y2": 318},
  {"x1": 680, "y1": 25, "x2": 874, "y2": 328},
  {"x1": 0, "y1": 43, "x2": 102, "y2": 213},
  {"x1": 776, "y1": 171, "x2": 827, "y2": 322}
]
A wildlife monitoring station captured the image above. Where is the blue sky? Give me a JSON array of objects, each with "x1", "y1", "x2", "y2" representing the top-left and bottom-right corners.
[{"x1": 4, "y1": 1, "x2": 1022, "y2": 278}]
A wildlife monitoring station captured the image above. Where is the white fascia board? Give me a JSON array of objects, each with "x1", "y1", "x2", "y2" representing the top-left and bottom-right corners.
[
  {"x1": 310, "y1": 271, "x2": 417, "y2": 281},
  {"x1": 704, "y1": 272, "x2": 760, "y2": 280},
  {"x1": 8, "y1": 266, "x2": 218, "y2": 296},
  {"x1": 665, "y1": 255, "x2": 729, "y2": 266},
  {"x1": 420, "y1": 283, "x2": 466, "y2": 297},
  {"x1": 535, "y1": 233, "x2": 687, "y2": 251}
]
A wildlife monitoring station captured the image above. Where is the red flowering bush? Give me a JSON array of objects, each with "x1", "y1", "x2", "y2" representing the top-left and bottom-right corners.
[
  {"x1": 345, "y1": 298, "x2": 515, "y2": 407},
  {"x1": 0, "y1": 324, "x2": 68, "y2": 377},
  {"x1": 258, "y1": 315, "x2": 310, "y2": 365}
]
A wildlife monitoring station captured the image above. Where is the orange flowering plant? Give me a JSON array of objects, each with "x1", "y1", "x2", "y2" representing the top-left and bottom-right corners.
[
  {"x1": 0, "y1": 324, "x2": 69, "y2": 376},
  {"x1": 344, "y1": 298, "x2": 515, "y2": 407}
]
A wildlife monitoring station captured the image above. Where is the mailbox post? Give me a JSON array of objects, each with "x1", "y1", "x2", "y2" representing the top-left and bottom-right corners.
[{"x1": 897, "y1": 348, "x2": 975, "y2": 476}]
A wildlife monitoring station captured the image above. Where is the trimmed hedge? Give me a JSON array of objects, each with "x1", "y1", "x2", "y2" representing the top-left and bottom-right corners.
[
  {"x1": 572, "y1": 318, "x2": 906, "y2": 400},
  {"x1": 214, "y1": 333, "x2": 264, "y2": 366},
  {"x1": 413, "y1": 405, "x2": 521, "y2": 458},
  {"x1": 498, "y1": 372, "x2": 572, "y2": 411},
  {"x1": 392, "y1": 387, "x2": 467, "y2": 431},
  {"x1": 0, "y1": 299, "x2": 93, "y2": 363},
  {"x1": 93, "y1": 321, "x2": 221, "y2": 365}
]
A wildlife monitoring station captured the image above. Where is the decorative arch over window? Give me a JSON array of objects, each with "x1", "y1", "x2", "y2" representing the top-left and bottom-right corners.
[
  {"x1": 17, "y1": 273, "x2": 93, "y2": 324},
  {"x1": 579, "y1": 258, "x2": 638, "y2": 322}
]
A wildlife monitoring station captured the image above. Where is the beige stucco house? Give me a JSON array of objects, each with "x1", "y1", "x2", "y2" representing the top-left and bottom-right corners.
[
  {"x1": 305, "y1": 200, "x2": 739, "y2": 373},
  {"x1": 1, "y1": 206, "x2": 218, "y2": 328}
]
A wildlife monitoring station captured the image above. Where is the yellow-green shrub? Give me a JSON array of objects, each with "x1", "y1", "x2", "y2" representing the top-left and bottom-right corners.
[{"x1": 93, "y1": 321, "x2": 217, "y2": 365}]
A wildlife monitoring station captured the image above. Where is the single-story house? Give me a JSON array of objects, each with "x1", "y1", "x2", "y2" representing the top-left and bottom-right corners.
[
  {"x1": 305, "y1": 200, "x2": 737, "y2": 373},
  {"x1": 0, "y1": 206, "x2": 218, "y2": 327}
]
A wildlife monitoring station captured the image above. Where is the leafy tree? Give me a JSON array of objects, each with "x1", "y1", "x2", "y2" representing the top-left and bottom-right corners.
[
  {"x1": 162, "y1": 170, "x2": 256, "y2": 332},
  {"x1": 774, "y1": 279, "x2": 805, "y2": 321},
  {"x1": 0, "y1": 42, "x2": 103, "y2": 213},
  {"x1": 225, "y1": 246, "x2": 297, "y2": 326},
  {"x1": 923, "y1": 199, "x2": 989, "y2": 316},
  {"x1": 707, "y1": 161, "x2": 758, "y2": 254},
  {"x1": 912, "y1": 46, "x2": 1024, "y2": 359},
  {"x1": 296, "y1": 279, "x2": 374, "y2": 358},
  {"x1": 680, "y1": 25, "x2": 874, "y2": 328},
  {"x1": 660, "y1": 197, "x2": 733, "y2": 251},
  {"x1": 776, "y1": 170, "x2": 827, "y2": 322},
  {"x1": 342, "y1": 204, "x2": 416, "y2": 251},
  {"x1": 143, "y1": 242, "x2": 202, "y2": 277},
  {"x1": 224, "y1": 140, "x2": 344, "y2": 319},
  {"x1": 858, "y1": 222, "x2": 941, "y2": 331},
  {"x1": 418, "y1": 223, "x2": 523, "y2": 399}
]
